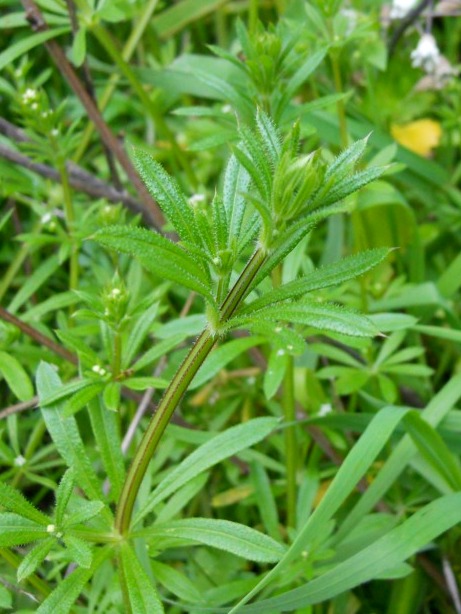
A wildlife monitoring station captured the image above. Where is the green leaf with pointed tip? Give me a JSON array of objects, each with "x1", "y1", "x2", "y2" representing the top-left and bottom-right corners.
[
  {"x1": 0, "y1": 482, "x2": 49, "y2": 525},
  {"x1": 255, "y1": 110, "x2": 281, "y2": 165},
  {"x1": 325, "y1": 136, "x2": 370, "y2": 183},
  {"x1": 119, "y1": 543, "x2": 164, "y2": 614},
  {"x1": 264, "y1": 349, "x2": 288, "y2": 400},
  {"x1": 88, "y1": 398, "x2": 125, "y2": 501},
  {"x1": 233, "y1": 146, "x2": 270, "y2": 202},
  {"x1": 0, "y1": 351, "x2": 34, "y2": 401},
  {"x1": 150, "y1": 560, "x2": 202, "y2": 603},
  {"x1": 55, "y1": 470, "x2": 75, "y2": 526},
  {"x1": 0, "y1": 513, "x2": 47, "y2": 546},
  {"x1": 223, "y1": 154, "x2": 250, "y2": 241},
  {"x1": 93, "y1": 226, "x2": 213, "y2": 300},
  {"x1": 321, "y1": 166, "x2": 385, "y2": 208},
  {"x1": 133, "y1": 150, "x2": 198, "y2": 244},
  {"x1": 64, "y1": 501, "x2": 105, "y2": 527},
  {"x1": 123, "y1": 302, "x2": 159, "y2": 367},
  {"x1": 146, "y1": 518, "x2": 286, "y2": 563},
  {"x1": 17, "y1": 538, "x2": 54, "y2": 582},
  {"x1": 403, "y1": 411, "x2": 461, "y2": 491},
  {"x1": 64, "y1": 535, "x2": 93, "y2": 569},
  {"x1": 234, "y1": 301, "x2": 379, "y2": 338},
  {"x1": 212, "y1": 194, "x2": 229, "y2": 253},
  {"x1": 0, "y1": 27, "x2": 70, "y2": 71},
  {"x1": 134, "y1": 417, "x2": 279, "y2": 525},
  {"x1": 242, "y1": 248, "x2": 390, "y2": 315},
  {"x1": 37, "y1": 363, "x2": 103, "y2": 504}
]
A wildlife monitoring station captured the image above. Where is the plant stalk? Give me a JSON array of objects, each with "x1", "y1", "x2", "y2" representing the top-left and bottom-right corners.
[{"x1": 115, "y1": 248, "x2": 266, "y2": 535}]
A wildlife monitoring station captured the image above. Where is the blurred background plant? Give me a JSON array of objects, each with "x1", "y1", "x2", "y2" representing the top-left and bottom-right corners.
[{"x1": 1, "y1": 0, "x2": 461, "y2": 612}]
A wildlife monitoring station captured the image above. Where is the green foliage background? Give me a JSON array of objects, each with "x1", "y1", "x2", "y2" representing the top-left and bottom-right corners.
[{"x1": 1, "y1": 1, "x2": 461, "y2": 612}]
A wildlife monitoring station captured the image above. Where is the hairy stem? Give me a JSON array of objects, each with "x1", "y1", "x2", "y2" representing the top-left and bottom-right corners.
[{"x1": 115, "y1": 248, "x2": 266, "y2": 535}]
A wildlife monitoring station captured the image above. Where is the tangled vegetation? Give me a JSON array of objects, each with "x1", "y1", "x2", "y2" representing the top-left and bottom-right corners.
[{"x1": 1, "y1": 1, "x2": 461, "y2": 612}]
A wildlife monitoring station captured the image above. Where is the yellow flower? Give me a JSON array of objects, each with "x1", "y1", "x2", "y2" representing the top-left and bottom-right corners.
[{"x1": 391, "y1": 119, "x2": 442, "y2": 157}]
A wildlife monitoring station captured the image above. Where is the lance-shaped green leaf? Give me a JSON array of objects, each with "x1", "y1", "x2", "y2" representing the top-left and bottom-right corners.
[
  {"x1": 119, "y1": 543, "x2": 164, "y2": 614},
  {"x1": 223, "y1": 154, "x2": 250, "y2": 241},
  {"x1": 133, "y1": 149, "x2": 198, "y2": 245},
  {"x1": 255, "y1": 109, "x2": 282, "y2": 166},
  {"x1": 93, "y1": 225, "x2": 213, "y2": 301},
  {"x1": 0, "y1": 351, "x2": 34, "y2": 401},
  {"x1": 36, "y1": 363, "x2": 103, "y2": 505},
  {"x1": 0, "y1": 482, "x2": 49, "y2": 525},
  {"x1": 319, "y1": 166, "x2": 385, "y2": 209},
  {"x1": 17, "y1": 538, "x2": 54, "y2": 582},
  {"x1": 242, "y1": 248, "x2": 391, "y2": 315},
  {"x1": 144, "y1": 518, "x2": 286, "y2": 563},
  {"x1": 0, "y1": 513, "x2": 48, "y2": 546},
  {"x1": 63, "y1": 535, "x2": 93, "y2": 569},
  {"x1": 403, "y1": 411, "x2": 461, "y2": 491},
  {"x1": 134, "y1": 417, "x2": 279, "y2": 525},
  {"x1": 55, "y1": 469, "x2": 75, "y2": 526},
  {"x1": 324, "y1": 135, "x2": 370, "y2": 184},
  {"x1": 232, "y1": 301, "x2": 380, "y2": 338},
  {"x1": 212, "y1": 193, "x2": 229, "y2": 254}
]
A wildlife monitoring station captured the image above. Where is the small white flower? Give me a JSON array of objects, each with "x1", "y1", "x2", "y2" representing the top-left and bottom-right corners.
[
  {"x1": 277, "y1": 349, "x2": 285, "y2": 356},
  {"x1": 14, "y1": 455, "x2": 26, "y2": 467},
  {"x1": 189, "y1": 193, "x2": 206, "y2": 206},
  {"x1": 287, "y1": 345, "x2": 294, "y2": 351},
  {"x1": 41, "y1": 212, "x2": 53, "y2": 224},
  {"x1": 389, "y1": 0, "x2": 417, "y2": 19},
  {"x1": 221, "y1": 104, "x2": 232, "y2": 114},
  {"x1": 110, "y1": 288, "x2": 121, "y2": 297},
  {"x1": 51, "y1": 128, "x2": 59, "y2": 137},
  {"x1": 92, "y1": 364, "x2": 106, "y2": 376},
  {"x1": 274, "y1": 326, "x2": 283, "y2": 333},
  {"x1": 247, "y1": 376, "x2": 256, "y2": 385},
  {"x1": 46, "y1": 524, "x2": 56, "y2": 534},
  {"x1": 411, "y1": 34, "x2": 441, "y2": 73},
  {"x1": 31, "y1": 102, "x2": 38, "y2": 111},
  {"x1": 318, "y1": 403, "x2": 332, "y2": 417},
  {"x1": 22, "y1": 88, "x2": 38, "y2": 103}
]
